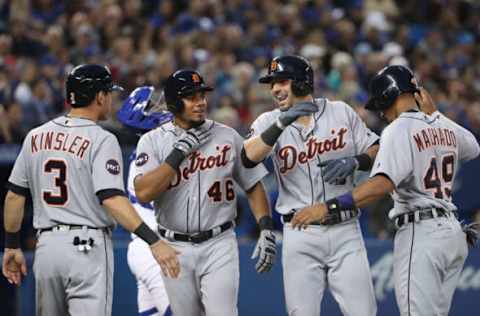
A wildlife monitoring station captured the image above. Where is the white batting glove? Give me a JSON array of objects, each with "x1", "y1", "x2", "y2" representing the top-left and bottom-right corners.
[
  {"x1": 251, "y1": 230, "x2": 276, "y2": 273},
  {"x1": 174, "y1": 128, "x2": 211, "y2": 156}
]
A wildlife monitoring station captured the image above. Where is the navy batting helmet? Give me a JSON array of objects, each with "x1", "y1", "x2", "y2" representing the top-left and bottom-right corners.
[
  {"x1": 163, "y1": 69, "x2": 213, "y2": 113},
  {"x1": 66, "y1": 64, "x2": 123, "y2": 108},
  {"x1": 117, "y1": 86, "x2": 173, "y2": 133},
  {"x1": 365, "y1": 65, "x2": 419, "y2": 111},
  {"x1": 259, "y1": 55, "x2": 314, "y2": 96}
]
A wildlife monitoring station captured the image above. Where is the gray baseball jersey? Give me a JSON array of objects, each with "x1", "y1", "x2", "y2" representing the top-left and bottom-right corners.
[
  {"x1": 370, "y1": 110, "x2": 480, "y2": 218},
  {"x1": 8, "y1": 115, "x2": 126, "y2": 316},
  {"x1": 250, "y1": 98, "x2": 379, "y2": 214},
  {"x1": 134, "y1": 119, "x2": 268, "y2": 233},
  {"x1": 370, "y1": 110, "x2": 479, "y2": 316},
  {"x1": 249, "y1": 98, "x2": 379, "y2": 316},
  {"x1": 135, "y1": 119, "x2": 267, "y2": 316},
  {"x1": 8, "y1": 116, "x2": 125, "y2": 228}
]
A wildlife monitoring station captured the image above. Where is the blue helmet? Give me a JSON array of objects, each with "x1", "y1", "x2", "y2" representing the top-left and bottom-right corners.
[{"x1": 117, "y1": 86, "x2": 173, "y2": 132}]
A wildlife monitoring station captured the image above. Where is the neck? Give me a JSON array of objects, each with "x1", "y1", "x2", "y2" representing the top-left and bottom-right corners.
[
  {"x1": 293, "y1": 94, "x2": 314, "y2": 127},
  {"x1": 394, "y1": 94, "x2": 419, "y2": 117},
  {"x1": 68, "y1": 106, "x2": 99, "y2": 122},
  {"x1": 174, "y1": 117, "x2": 204, "y2": 130}
]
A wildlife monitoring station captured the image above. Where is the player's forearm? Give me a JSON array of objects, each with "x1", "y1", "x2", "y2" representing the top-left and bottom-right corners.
[
  {"x1": 134, "y1": 163, "x2": 177, "y2": 203},
  {"x1": 366, "y1": 144, "x2": 379, "y2": 161},
  {"x1": 243, "y1": 136, "x2": 273, "y2": 163},
  {"x1": 352, "y1": 175, "x2": 394, "y2": 208},
  {"x1": 103, "y1": 195, "x2": 161, "y2": 246},
  {"x1": 103, "y1": 195, "x2": 144, "y2": 232},
  {"x1": 245, "y1": 181, "x2": 271, "y2": 222},
  {"x1": 4, "y1": 191, "x2": 25, "y2": 233}
]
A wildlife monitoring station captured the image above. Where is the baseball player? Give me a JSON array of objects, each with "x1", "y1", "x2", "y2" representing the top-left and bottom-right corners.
[
  {"x1": 242, "y1": 55, "x2": 379, "y2": 316},
  {"x1": 291, "y1": 65, "x2": 480, "y2": 315},
  {"x1": 117, "y1": 86, "x2": 174, "y2": 316},
  {"x1": 2, "y1": 65, "x2": 180, "y2": 316},
  {"x1": 133, "y1": 69, "x2": 276, "y2": 316}
]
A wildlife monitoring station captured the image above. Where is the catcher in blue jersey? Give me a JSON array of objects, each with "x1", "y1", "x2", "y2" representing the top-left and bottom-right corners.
[{"x1": 117, "y1": 86, "x2": 174, "y2": 316}]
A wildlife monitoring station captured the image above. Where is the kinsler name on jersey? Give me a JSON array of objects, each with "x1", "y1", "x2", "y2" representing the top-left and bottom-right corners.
[
  {"x1": 278, "y1": 127, "x2": 348, "y2": 173},
  {"x1": 413, "y1": 127, "x2": 456, "y2": 152},
  {"x1": 31, "y1": 131, "x2": 91, "y2": 159},
  {"x1": 169, "y1": 144, "x2": 231, "y2": 188}
]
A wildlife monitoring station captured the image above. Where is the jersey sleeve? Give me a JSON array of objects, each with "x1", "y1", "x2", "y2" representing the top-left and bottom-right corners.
[
  {"x1": 437, "y1": 112, "x2": 480, "y2": 162},
  {"x1": 248, "y1": 112, "x2": 276, "y2": 138},
  {"x1": 7, "y1": 134, "x2": 31, "y2": 195},
  {"x1": 232, "y1": 130, "x2": 269, "y2": 190},
  {"x1": 134, "y1": 132, "x2": 162, "y2": 177},
  {"x1": 370, "y1": 124, "x2": 413, "y2": 187},
  {"x1": 345, "y1": 103, "x2": 379, "y2": 154},
  {"x1": 91, "y1": 133, "x2": 125, "y2": 195}
]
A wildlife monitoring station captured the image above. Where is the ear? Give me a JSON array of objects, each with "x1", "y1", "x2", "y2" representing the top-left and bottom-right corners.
[{"x1": 95, "y1": 91, "x2": 106, "y2": 106}]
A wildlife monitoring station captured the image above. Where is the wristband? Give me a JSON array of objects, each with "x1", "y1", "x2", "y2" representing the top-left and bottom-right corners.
[
  {"x1": 164, "y1": 148, "x2": 186, "y2": 170},
  {"x1": 5, "y1": 232, "x2": 20, "y2": 249},
  {"x1": 260, "y1": 122, "x2": 284, "y2": 147},
  {"x1": 133, "y1": 222, "x2": 160, "y2": 245},
  {"x1": 326, "y1": 192, "x2": 355, "y2": 215},
  {"x1": 258, "y1": 216, "x2": 274, "y2": 230},
  {"x1": 354, "y1": 153, "x2": 373, "y2": 171}
]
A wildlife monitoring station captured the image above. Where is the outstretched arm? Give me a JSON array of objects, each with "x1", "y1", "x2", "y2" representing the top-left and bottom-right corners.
[
  {"x1": 291, "y1": 175, "x2": 395, "y2": 229},
  {"x1": 103, "y1": 195, "x2": 181, "y2": 278}
]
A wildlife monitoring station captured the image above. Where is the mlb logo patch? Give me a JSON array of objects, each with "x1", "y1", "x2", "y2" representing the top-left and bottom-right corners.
[
  {"x1": 135, "y1": 153, "x2": 149, "y2": 167},
  {"x1": 106, "y1": 159, "x2": 121, "y2": 175}
]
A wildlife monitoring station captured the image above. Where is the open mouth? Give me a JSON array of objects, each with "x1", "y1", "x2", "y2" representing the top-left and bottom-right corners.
[{"x1": 274, "y1": 93, "x2": 289, "y2": 103}]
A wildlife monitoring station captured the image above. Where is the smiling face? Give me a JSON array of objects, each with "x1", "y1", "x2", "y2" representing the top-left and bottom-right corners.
[
  {"x1": 271, "y1": 79, "x2": 295, "y2": 111},
  {"x1": 176, "y1": 91, "x2": 208, "y2": 128}
]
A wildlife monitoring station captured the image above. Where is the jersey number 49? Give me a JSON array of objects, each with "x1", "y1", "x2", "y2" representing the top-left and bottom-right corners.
[{"x1": 423, "y1": 154, "x2": 454, "y2": 199}]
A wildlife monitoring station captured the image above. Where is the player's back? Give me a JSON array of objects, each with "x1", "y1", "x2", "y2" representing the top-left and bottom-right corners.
[
  {"x1": 13, "y1": 116, "x2": 123, "y2": 229},
  {"x1": 382, "y1": 110, "x2": 480, "y2": 218}
]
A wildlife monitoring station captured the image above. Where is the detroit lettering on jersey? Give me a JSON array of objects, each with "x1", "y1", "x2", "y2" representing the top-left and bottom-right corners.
[
  {"x1": 413, "y1": 127, "x2": 456, "y2": 152},
  {"x1": 168, "y1": 144, "x2": 231, "y2": 188},
  {"x1": 31, "y1": 131, "x2": 91, "y2": 159},
  {"x1": 278, "y1": 127, "x2": 347, "y2": 173}
]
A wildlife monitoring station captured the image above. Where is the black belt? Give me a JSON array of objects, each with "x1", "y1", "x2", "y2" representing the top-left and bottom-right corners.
[
  {"x1": 394, "y1": 208, "x2": 450, "y2": 228},
  {"x1": 282, "y1": 209, "x2": 359, "y2": 226},
  {"x1": 158, "y1": 221, "x2": 233, "y2": 244},
  {"x1": 37, "y1": 224, "x2": 110, "y2": 235}
]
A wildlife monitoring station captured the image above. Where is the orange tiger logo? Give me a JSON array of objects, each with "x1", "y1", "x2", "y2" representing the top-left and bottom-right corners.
[
  {"x1": 192, "y1": 73, "x2": 201, "y2": 83},
  {"x1": 270, "y1": 60, "x2": 278, "y2": 72}
]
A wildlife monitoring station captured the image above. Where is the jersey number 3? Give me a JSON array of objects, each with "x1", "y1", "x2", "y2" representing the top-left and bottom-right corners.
[
  {"x1": 423, "y1": 154, "x2": 454, "y2": 199},
  {"x1": 43, "y1": 159, "x2": 68, "y2": 206}
]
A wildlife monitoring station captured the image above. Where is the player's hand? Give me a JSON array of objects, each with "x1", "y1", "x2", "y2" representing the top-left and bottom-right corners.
[
  {"x1": 291, "y1": 204, "x2": 328, "y2": 230},
  {"x1": 278, "y1": 101, "x2": 318, "y2": 127},
  {"x1": 414, "y1": 85, "x2": 437, "y2": 115},
  {"x1": 150, "y1": 240, "x2": 181, "y2": 278},
  {"x1": 2, "y1": 248, "x2": 27, "y2": 285},
  {"x1": 319, "y1": 157, "x2": 358, "y2": 184},
  {"x1": 251, "y1": 229, "x2": 276, "y2": 273},
  {"x1": 173, "y1": 127, "x2": 211, "y2": 157}
]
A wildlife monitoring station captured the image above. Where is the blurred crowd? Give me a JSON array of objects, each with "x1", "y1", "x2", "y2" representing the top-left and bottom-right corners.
[
  {"x1": 0, "y1": 0, "x2": 479, "y2": 143},
  {"x1": 0, "y1": 0, "x2": 479, "y2": 238}
]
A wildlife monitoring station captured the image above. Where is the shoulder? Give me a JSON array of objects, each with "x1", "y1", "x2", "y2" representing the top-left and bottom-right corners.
[
  {"x1": 381, "y1": 119, "x2": 410, "y2": 141},
  {"x1": 252, "y1": 109, "x2": 280, "y2": 125}
]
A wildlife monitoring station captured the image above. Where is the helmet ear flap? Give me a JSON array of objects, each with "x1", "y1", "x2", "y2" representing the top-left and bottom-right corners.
[
  {"x1": 166, "y1": 99, "x2": 184, "y2": 113},
  {"x1": 291, "y1": 81, "x2": 310, "y2": 96}
]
